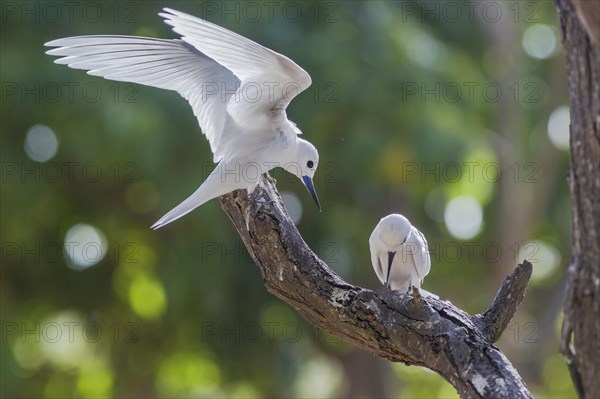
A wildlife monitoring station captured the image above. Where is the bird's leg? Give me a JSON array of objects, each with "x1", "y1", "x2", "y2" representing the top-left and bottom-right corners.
[
  {"x1": 248, "y1": 187, "x2": 277, "y2": 218},
  {"x1": 406, "y1": 280, "x2": 413, "y2": 295},
  {"x1": 411, "y1": 284, "x2": 422, "y2": 302}
]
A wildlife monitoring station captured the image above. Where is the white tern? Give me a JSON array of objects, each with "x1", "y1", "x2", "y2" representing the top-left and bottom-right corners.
[
  {"x1": 45, "y1": 8, "x2": 321, "y2": 229},
  {"x1": 369, "y1": 214, "x2": 435, "y2": 296}
]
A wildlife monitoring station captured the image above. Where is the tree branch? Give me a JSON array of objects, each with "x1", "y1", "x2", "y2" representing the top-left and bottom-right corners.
[
  {"x1": 568, "y1": 0, "x2": 600, "y2": 46},
  {"x1": 556, "y1": 1, "x2": 600, "y2": 397},
  {"x1": 219, "y1": 175, "x2": 533, "y2": 398},
  {"x1": 472, "y1": 261, "x2": 533, "y2": 343}
]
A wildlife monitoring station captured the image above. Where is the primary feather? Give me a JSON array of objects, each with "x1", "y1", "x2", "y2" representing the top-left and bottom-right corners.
[{"x1": 45, "y1": 8, "x2": 321, "y2": 229}]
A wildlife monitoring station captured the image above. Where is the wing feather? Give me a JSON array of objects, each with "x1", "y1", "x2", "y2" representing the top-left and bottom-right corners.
[
  {"x1": 159, "y1": 8, "x2": 311, "y2": 127},
  {"x1": 369, "y1": 230, "x2": 386, "y2": 285},
  {"x1": 45, "y1": 35, "x2": 240, "y2": 162},
  {"x1": 409, "y1": 226, "x2": 431, "y2": 282}
]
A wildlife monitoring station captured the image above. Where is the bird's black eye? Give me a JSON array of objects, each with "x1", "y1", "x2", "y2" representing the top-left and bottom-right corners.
[{"x1": 307, "y1": 160, "x2": 314, "y2": 169}]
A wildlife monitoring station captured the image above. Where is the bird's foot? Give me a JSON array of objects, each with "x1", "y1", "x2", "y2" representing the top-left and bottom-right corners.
[
  {"x1": 411, "y1": 285, "x2": 422, "y2": 303},
  {"x1": 248, "y1": 191, "x2": 277, "y2": 218}
]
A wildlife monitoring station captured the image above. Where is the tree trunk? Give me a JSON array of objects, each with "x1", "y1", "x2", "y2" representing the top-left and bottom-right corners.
[
  {"x1": 219, "y1": 176, "x2": 533, "y2": 398},
  {"x1": 555, "y1": 1, "x2": 600, "y2": 398}
]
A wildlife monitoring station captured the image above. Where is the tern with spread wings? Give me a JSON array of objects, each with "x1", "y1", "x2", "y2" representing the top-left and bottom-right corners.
[{"x1": 45, "y1": 8, "x2": 321, "y2": 229}]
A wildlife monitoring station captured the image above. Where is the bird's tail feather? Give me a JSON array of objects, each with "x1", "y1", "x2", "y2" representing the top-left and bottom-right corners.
[
  {"x1": 151, "y1": 184, "x2": 211, "y2": 229},
  {"x1": 151, "y1": 163, "x2": 244, "y2": 229}
]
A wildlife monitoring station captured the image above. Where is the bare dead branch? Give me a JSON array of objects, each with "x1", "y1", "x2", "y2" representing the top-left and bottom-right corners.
[
  {"x1": 219, "y1": 175, "x2": 533, "y2": 398},
  {"x1": 472, "y1": 261, "x2": 533, "y2": 343}
]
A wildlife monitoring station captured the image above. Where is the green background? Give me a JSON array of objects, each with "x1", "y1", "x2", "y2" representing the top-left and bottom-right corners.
[{"x1": 1, "y1": 1, "x2": 576, "y2": 397}]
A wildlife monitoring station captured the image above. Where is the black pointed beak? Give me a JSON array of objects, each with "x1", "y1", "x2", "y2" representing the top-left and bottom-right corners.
[
  {"x1": 386, "y1": 251, "x2": 396, "y2": 288},
  {"x1": 302, "y1": 175, "x2": 321, "y2": 211}
]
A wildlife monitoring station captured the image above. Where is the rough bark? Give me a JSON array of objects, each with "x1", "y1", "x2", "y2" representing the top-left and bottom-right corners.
[
  {"x1": 472, "y1": 263, "x2": 532, "y2": 343},
  {"x1": 219, "y1": 176, "x2": 533, "y2": 398},
  {"x1": 569, "y1": 0, "x2": 600, "y2": 47},
  {"x1": 556, "y1": 1, "x2": 600, "y2": 398}
]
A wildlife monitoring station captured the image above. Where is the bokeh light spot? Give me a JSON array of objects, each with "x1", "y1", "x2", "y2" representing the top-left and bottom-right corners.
[
  {"x1": 293, "y1": 356, "x2": 343, "y2": 398},
  {"x1": 518, "y1": 240, "x2": 561, "y2": 282},
  {"x1": 547, "y1": 106, "x2": 570, "y2": 150},
  {"x1": 405, "y1": 29, "x2": 447, "y2": 70},
  {"x1": 40, "y1": 311, "x2": 91, "y2": 370},
  {"x1": 77, "y1": 361, "x2": 114, "y2": 398},
  {"x1": 24, "y1": 124, "x2": 59, "y2": 162},
  {"x1": 128, "y1": 274, "x2": 167, "y2": 320},
  {"x1": 12, "y1": 338, "x2": 44, "y2": 371},
  {"x1": 64, "y1": 224, "x2": 108, "y2": 270},
  {"x1": 157, "y1": 352, "x2": 222, "y2": 397},
  {"x1": 444, "y1": 196, "x2": 483, "y2": 240},
  {"x1": 522, "y1": 24, "x2": 557, "y2": 59},
  {"x1": 281, "y1": 191, "x2": 303, "y2": 224}
]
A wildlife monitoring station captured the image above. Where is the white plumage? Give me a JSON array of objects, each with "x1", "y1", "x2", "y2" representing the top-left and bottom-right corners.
[
  {"x1": 369, "y1": 214, "x2": 433, "y2": 294},
  {"x1": 45, "y1": 8, "x2": 321, "y2": 229}
]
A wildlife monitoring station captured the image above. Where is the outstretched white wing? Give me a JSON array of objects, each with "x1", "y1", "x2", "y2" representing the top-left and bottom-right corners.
[
  {"x1": 45, "y1": 35, "x2": 238, "y2": 162},
  {"x1": 159, "y1": 8, "x2": 312, "y2": 129},
  {"x1": 409, "y1": 226, "x2": 431, "y2": 282}
]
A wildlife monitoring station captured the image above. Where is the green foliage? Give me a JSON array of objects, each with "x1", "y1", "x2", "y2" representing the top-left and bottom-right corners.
[{"x1": 1, "y1": 1, "x2": 576, "y2": 397}]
